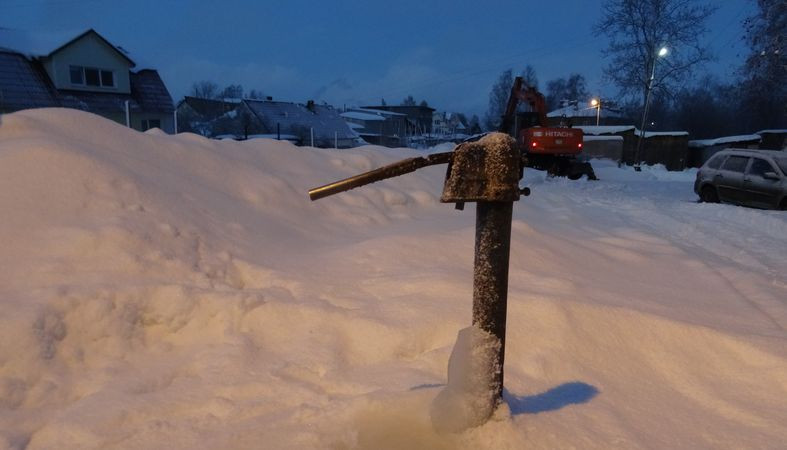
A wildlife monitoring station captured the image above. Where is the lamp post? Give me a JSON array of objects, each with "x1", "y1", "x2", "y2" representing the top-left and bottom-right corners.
[
  {"x1": 590, "y1": 98, "x2": 601, "y2": 126},
  {"x1": 634, "y1": 46, "x2": 668, "y2": 171}
]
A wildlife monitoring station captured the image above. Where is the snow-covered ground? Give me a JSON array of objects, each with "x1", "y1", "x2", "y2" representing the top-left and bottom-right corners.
[{"x1": 0, "y1": 109, "x2": 785, "y2": 449}]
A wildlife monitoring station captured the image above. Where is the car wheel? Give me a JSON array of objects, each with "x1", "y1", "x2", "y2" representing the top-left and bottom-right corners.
[
  {"x1": 780, "y1": 198, "x2": 787, "y2": 211},
  {"x1": 700, "y1": 185, "x2": 719, "y2": 203}
]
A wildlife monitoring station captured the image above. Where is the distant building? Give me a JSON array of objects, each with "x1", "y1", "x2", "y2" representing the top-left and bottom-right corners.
[
  {"x1": 578, "y1": 125, "x2": 689, "y2": 170},
  {"x1": 340, "y1": 108, "x2": 408, "y2": 147},
  {"x1": 687, "y1": 134, "x2": 761, "y2": 168},
  {"x1": 177, "y1": 97, "x2": 359, "y2": 148},
  {"x1": 176, "y1": 96, "x2": 255, "y2": 137},
  {"x1": 243, "y1": 99, "x2": 359, "y2": 148},
  {"x1": 547, "y1": 100, "x2": 625, "y2": 127},
  {"x1": 432, "y1": 112, "x2": 467, "y2": 138},
  {"x1": 363, "y1": 104, "x2": 435, "y2": 135},
  {"x1": 0, "y1": 29, "x2": 175, "y2": 133},
  {"x1": 756, "y1": 130, "x2": 787, "y2": 150}
]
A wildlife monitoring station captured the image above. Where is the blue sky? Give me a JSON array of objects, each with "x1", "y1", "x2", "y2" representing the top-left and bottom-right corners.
[{"x1": 3, "y1": 0, "x2": 755, "y2": 116}]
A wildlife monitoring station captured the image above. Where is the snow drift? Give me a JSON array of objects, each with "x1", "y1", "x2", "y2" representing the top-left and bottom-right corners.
[{"x1": 0, "y1": 109, "x2": 785, "y2": 449}]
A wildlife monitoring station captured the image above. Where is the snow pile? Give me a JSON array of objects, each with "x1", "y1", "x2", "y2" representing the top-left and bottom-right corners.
[
  {"x1": 430, "y1": 326, "x2": 502, "y2": 433},
  {"x1": 0, "y1": 109, "x2": 786, "y2": 449}
]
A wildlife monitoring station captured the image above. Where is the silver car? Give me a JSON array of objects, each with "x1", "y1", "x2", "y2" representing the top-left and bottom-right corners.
[{"x1": 694, "y1": 149, "x2": 787, "y2": 210}]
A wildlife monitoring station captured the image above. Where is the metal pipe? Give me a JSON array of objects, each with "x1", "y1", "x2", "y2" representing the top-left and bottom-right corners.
[{"x1": 472, "y1": 200, "x2": 513, "y2": 404}]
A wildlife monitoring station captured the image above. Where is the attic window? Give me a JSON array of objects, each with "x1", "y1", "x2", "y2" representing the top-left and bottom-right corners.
[{"x1": 69, "y1": 66, "x2": 115, "y2": 88}]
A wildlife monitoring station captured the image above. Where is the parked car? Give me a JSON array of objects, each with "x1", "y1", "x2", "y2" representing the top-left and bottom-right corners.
[{"x1": 694, "y1": 149, "x2": 787, "y2": 210}]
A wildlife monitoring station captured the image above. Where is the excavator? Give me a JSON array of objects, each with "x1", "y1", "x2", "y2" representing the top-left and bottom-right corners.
[{"x1": 499, "y1": 76, "x2": 596, "y2": 180}]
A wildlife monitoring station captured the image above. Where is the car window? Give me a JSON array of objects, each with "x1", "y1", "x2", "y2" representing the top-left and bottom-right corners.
[
  {"x1": 705, "y1": 154, "x2": 725, "y2": 169},
  {"x1": 720, "y1": 155, "x2": 749, "y2": 173},
  {"x1": 748, "y1": 158, "x2": 776, "y2": 177},
  {"x1": 775, "y1": 157, "x2": 787, "y2": 175}
]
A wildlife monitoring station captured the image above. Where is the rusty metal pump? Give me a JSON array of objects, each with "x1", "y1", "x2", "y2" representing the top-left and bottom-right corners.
[{"x1": 309, "y1": 132, "x2": 527, "y2": 419}]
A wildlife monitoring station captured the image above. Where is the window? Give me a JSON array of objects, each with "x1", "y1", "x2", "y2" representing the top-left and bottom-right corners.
[
  {"x1": 85, "y1": 68, "x2": 100, "y2": 86},
  {"x1": 706, "y1": 154, "x2": 725, "y2": 169},
  {"x1": 721, "y1": 155, "x2": 749, "y2": 173},
  {"x1": 748, "y1": 158, "x2": 775, "y2": 177},
  {"x1": 69, "y1": 66, "x2": 83, "y2": 84},
  {"x1": 100, "y1": 70, "x2": 114, "y2": 87},
  {"x1": 69, "y1": 65, "x2": 115, "y2": 88},
  {"x1": 141, "y1": 119, "x2": 161, "y2": 131}
]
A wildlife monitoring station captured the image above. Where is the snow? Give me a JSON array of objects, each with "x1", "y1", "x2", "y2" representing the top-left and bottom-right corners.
[
  {"x1": 583, "y1": 135, "x2": 623, "y2": 142},
  {"x1": 1, "y1": 108, "x2": 786, "y2": 449},
  {"x1": 430, "y1": 326, "x2": 502, "y2": 433},
  {"x1": 341, "y1": 111, "x2": 385, "y2": 121},
  {"x1": 689, "y1": 134, "x2": 762, "y2": 147},
  {"x1": 578, "y1": 125, "x2": 636, "y2": 135}
]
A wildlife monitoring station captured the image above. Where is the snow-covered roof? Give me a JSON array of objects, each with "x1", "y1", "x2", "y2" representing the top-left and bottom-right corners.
[
  {"x1": 577, "y1": 125, "x2": 636, "y2": 135},
  {"x1": 639, "y1": 130, "x2": 689, "y2": 138},
  {"x1": 583, "y1": 135, "x2": 624, "y2": 142},
  {"x1": 547, "y1": 103, "x2": 623, "y2": 119},
  {"x1": 578, "y1": 126, "x2": 688, "y2": 138},
  {"x1": 756, "y1": 129, "x2": 787, "y2": 134},
  {"x1": 340, "y1": 111, "x2": 385, "y2": 121},
  {"x1": 688, "y1": 134, "x2": 762, "y2": 148},
  {"x1": 350, "y1": 107, "x2": 406, "y2": 117}
]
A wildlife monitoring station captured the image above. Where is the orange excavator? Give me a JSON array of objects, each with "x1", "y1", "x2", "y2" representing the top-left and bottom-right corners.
[{"x1": 500, "y1": 76, "x2": 596, "y2": 180}]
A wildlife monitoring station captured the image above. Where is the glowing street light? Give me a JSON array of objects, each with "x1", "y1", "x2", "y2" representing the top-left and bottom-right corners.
[
  {"x1": 634, "y1": 46, "x2": 669, "y2": 171},
  {"x1": 590, "y1": 98, "x2": 601, "y2": 126}
]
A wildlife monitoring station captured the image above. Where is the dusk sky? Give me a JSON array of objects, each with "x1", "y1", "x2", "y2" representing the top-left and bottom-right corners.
[{"x1": 4, "y1": 0, "x2": 755, "y2": 116}]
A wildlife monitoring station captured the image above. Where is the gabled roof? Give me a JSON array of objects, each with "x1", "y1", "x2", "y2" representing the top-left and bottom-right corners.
[
  {"x1": 0, "y1": 28, "x2": 135, "y2": 67},
  {"x1": 244, "y1": 100, "x2": 356, "y2": 140},
  {"x1": 47, "y1": 29, "x2": 135, "y2": 67},
  {"x1": 0, "y1": 49, "x2": 171, "y2": 114}
]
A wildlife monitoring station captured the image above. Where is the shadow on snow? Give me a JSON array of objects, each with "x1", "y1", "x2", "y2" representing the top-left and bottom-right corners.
[{"x1": 504, "y1": 381, "x2": 599, "y2": 415}]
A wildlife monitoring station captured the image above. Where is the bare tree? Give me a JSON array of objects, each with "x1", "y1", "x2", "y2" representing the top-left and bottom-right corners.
[
  {"x1": 740, "y1": 0, "x2": 786, "y2": 130},
  {"x1": 190, "y1": 80, "x2": 219, "y2": 99},
  {"x1": 546, "y1": 73, "x2": 589, "y2": 110},
  {"x1": 595, "y1": 0, "x2": 716, "y2": 108},
  {"x1": 520, "y1": 65, "x2": 539, "y2": 90},
  {"x1": 485, "y1": 69, "x2": 514, "y2": 131},
  {"x1": 219, "y1": 84, "x2": 244, "y2": 99}
]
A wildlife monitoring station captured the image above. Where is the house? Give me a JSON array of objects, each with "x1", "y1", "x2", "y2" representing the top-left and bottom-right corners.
[
  {"x1": 432, "y1": 112, "x2": 468, "y2": 138},
  {"x1": 547, "y1": 100, "x2": 625, "y2": 127},
  {"x1": 243, "y1": 99, "x2": 359, "y2": 148},
  {"x1": 175, "y1": 97, "x2": 359, "y2": 148},
  {"x1": 341, "y1": 108, "x2": 408, "y2": 147},
  {"x1": 176, "y1": 96, "x2": 255, "y2": 137},
  {"x1": 0, "y1": 29, "x2": 175, "y2": 133},
  {"x1": 687, "y1": 134, "x2": 761, "y2": 168},
  {"x1": 363, "y1": 104, "x2": 435, "y2": 135}
]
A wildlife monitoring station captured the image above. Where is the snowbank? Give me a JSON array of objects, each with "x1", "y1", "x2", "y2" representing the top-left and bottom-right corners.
[{"x1": 0, "y1": 109, "x2": 785, "y2": 449}]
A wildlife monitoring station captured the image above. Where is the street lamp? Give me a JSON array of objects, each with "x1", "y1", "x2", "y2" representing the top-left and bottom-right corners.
[
  {"x1": 634, "y1": 46, "x2": 668, "y2": 171},
  {"x1": 590, "y1": 98, "x2": 600, "y2": 126}
]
